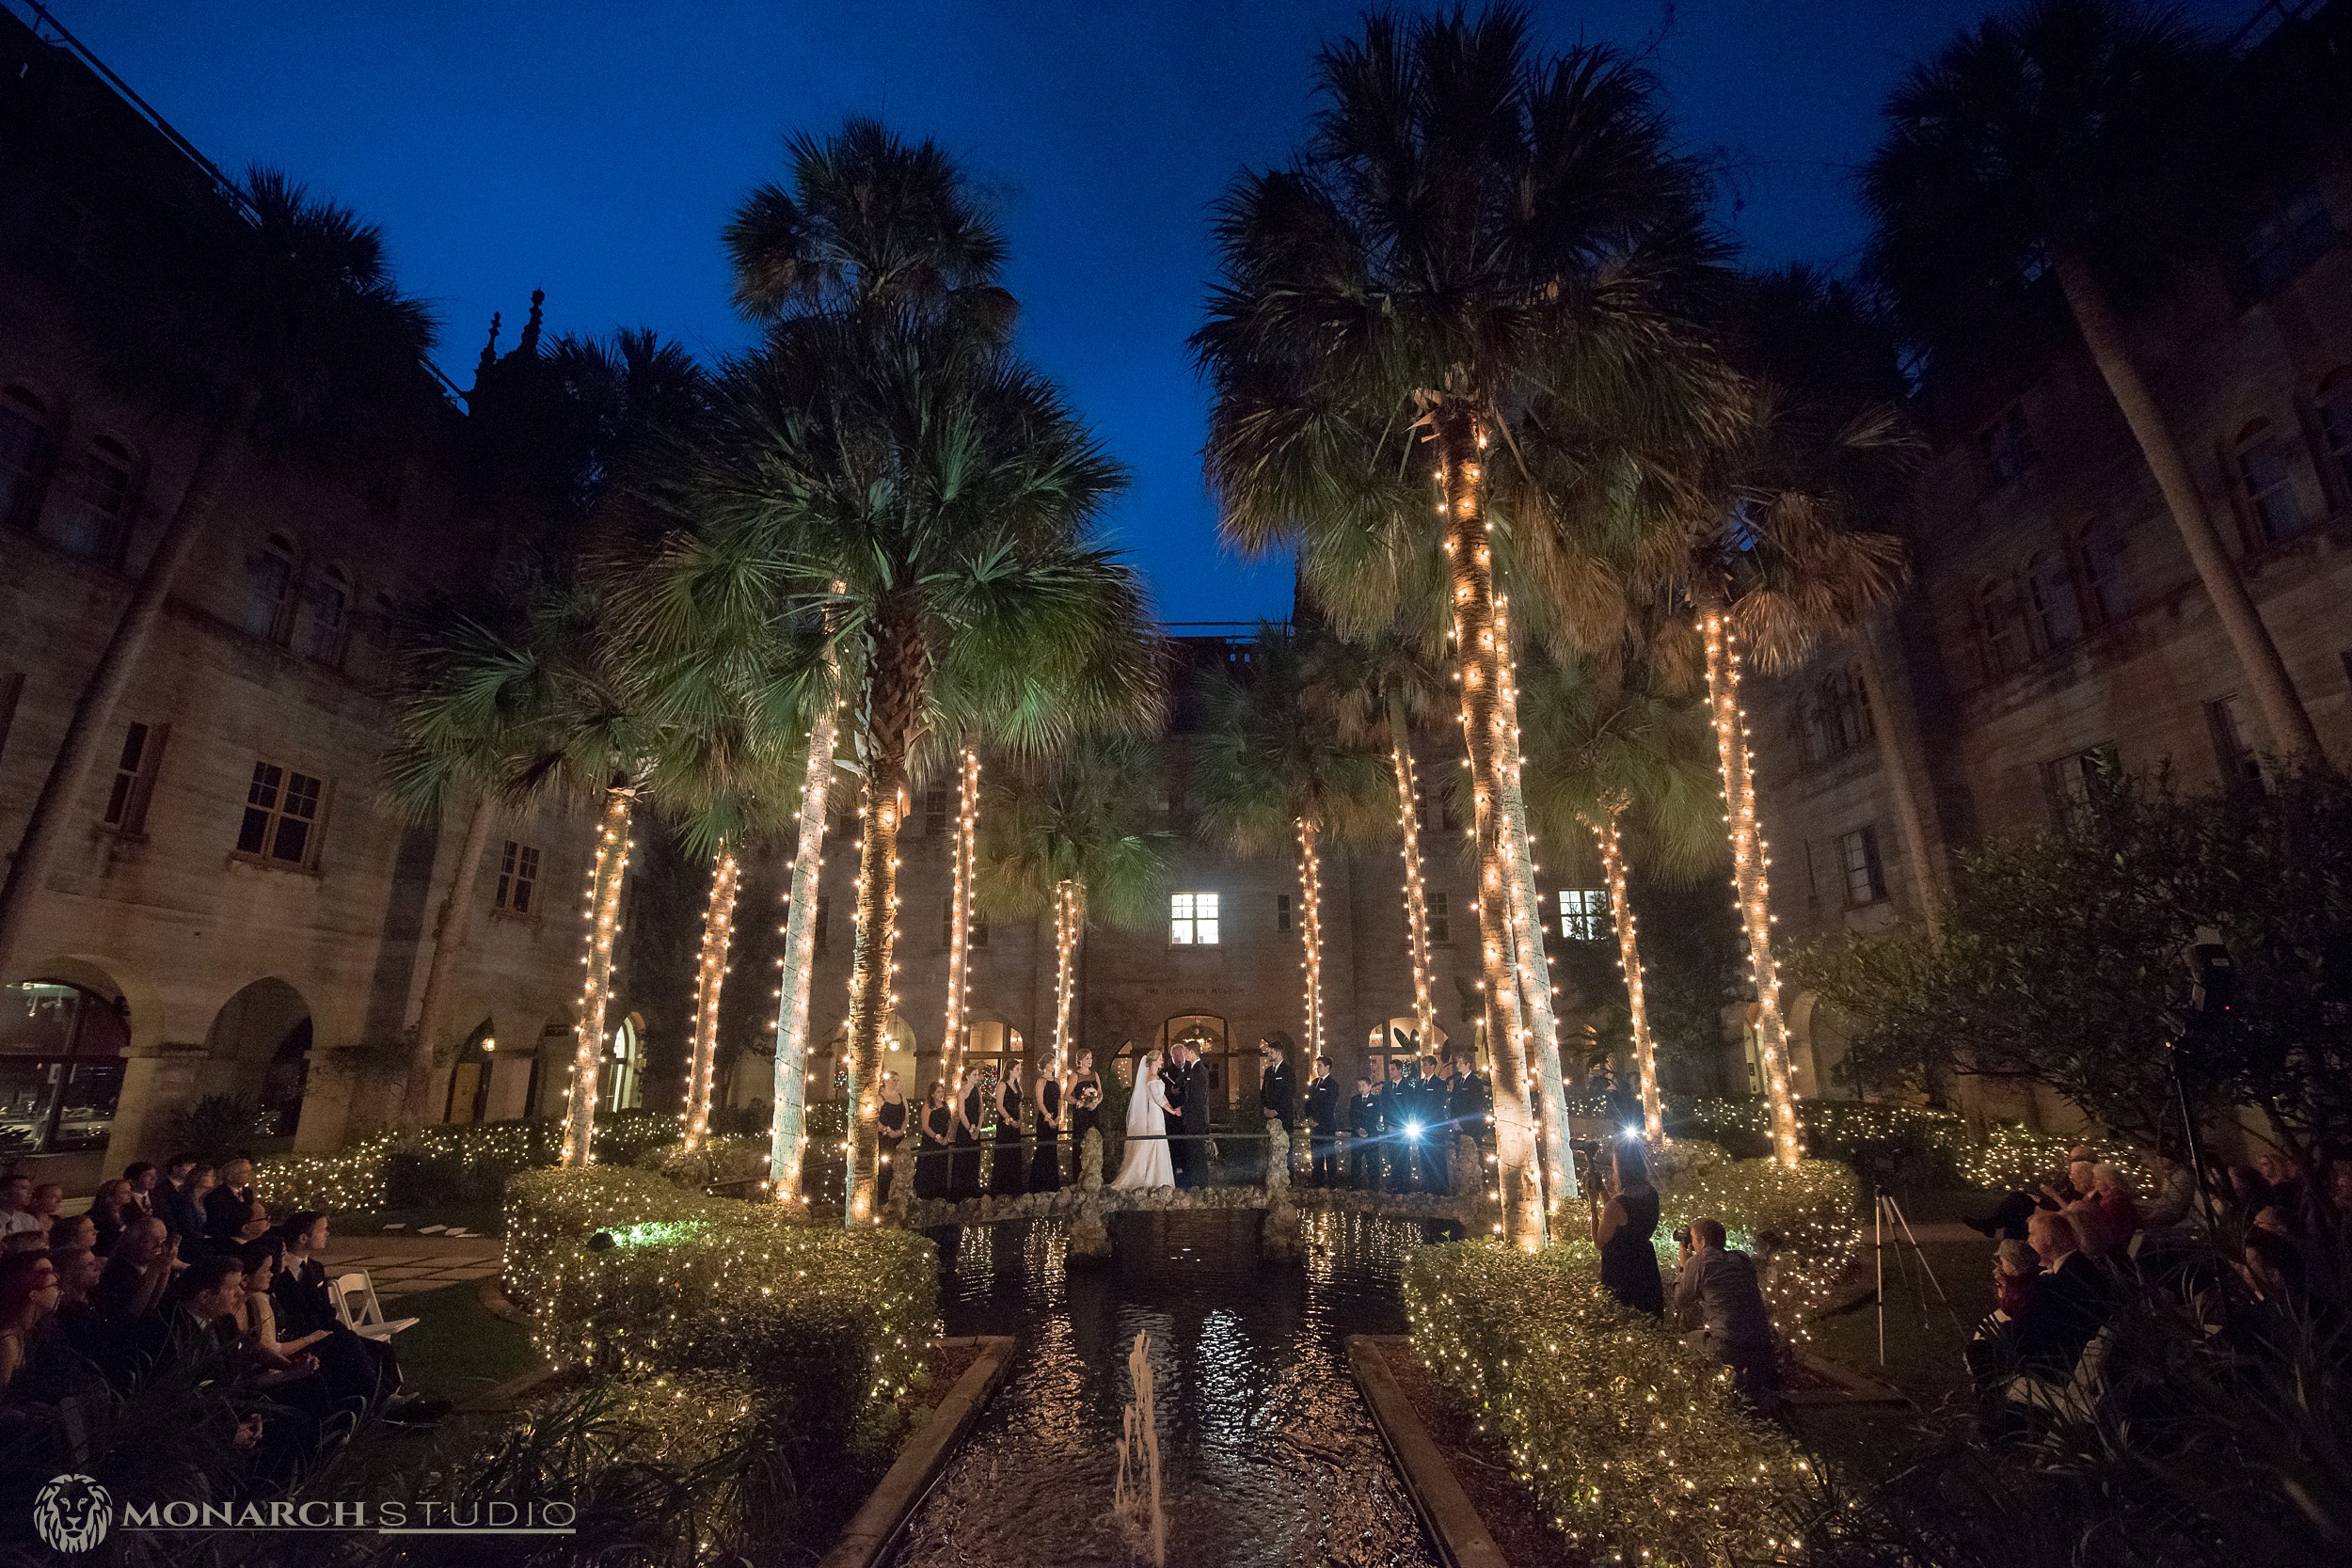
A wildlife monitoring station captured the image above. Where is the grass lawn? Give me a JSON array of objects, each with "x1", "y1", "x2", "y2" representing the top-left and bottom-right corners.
[
  {"x1": 388, "y1": 1281, "x2": 541, "y2": 1405},
  {"x1": 1809, "y1": 1237, "x2": 1991, "y2": 1393}
]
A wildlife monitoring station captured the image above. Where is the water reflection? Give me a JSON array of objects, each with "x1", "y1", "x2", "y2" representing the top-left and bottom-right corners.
[{"x1": 893, "y1": 1209, "x2": 1445, "y2": 1568}]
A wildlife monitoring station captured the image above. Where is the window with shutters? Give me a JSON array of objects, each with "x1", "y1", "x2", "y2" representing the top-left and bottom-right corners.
[
  {"x1": 101, "y1": 721, "x2": 166, "y2": 836},
  {"x1": 1840, "y1": 827, "x2": 1886, "y2": 906},
  {"x1": 233, "y1": 761, "x2": 325, "y2": 869},
  {"x1": 2042, "y1": 744, "x2": 2120, "y2": 831},
  {"x1": 1979, "y1": 578, "x2": 2027, "y2": 676}
]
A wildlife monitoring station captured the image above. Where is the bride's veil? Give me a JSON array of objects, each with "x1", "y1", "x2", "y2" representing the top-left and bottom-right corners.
[{"x1": 1126, "y1": 1051, "x2": 1163, "y2": 1134}]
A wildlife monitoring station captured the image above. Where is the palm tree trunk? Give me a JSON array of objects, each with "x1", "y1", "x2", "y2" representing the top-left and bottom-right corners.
[
  {"x1": 1387, "y1": 694, "x2": 1438, "y2": 1050},
  {"x1": 845, "y1": 607, "x2": 928, "y2": 1225},
  {"x1": 1595, "y1": 811, "x2": 1663, "y2": 1147},
  {"x1": 400, "y1": 790, "x2": 499, "y2": 1130},
  {"x1": 1051, "y1": 879, "x2": 1085, "y2": 1074},
  {"x1": 682, "y1": 846, "x2": 741, "y2": 1151},
  {"x1": 2052, "y1": 248, "x2": 2325, "y2": 765},
  {"x1": 768, "y1": 675, "x2": 840, "y2": 1205},
  {"x1": 939, "y1": 747, "x2": 979, "y2": 1072},
  {"x1": 1493, "y1": 594, "x2": 1575, "y2": 1205},
  {"x1": 1851, "y1": 620, "x2": 1947, "y2": 943},
  {"x1": 1296, "y1": 814, "x2": 1326, "y2": 1063},
  {"x1": 561, "y1": 783, "x2": 637, "y2": 1167},
  {"x1": 1700, "y1": 610, "x2": 1801, "y2": 1167},
  {"x1": 0, "y1": 391, "x2": 260, "y2": 979},
  {"x1": 1434, "y1": 404, "x2": 1543, "y2": 1248}
]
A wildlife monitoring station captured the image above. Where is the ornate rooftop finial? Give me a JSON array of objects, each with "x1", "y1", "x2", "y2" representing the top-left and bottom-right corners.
[
  {"x1": 517, "y1": 288, "x2": 546, "y2": 358},
  {"x1": 477, "y1": 310, "x2": 502, "y2": 374}
]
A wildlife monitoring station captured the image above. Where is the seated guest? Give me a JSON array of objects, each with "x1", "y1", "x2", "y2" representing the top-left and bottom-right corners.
[
  {"x1": 120, "y1": 1162, "x2": 159, "y2": 1220},
  {"x1": 38, "y1": 1243, "x2": 116, "y2": 1389},
  {"x1": 205, "y1": 1157, "x2": 258, "y2": 1248},
  {"x1": 174, "y1": 1164, "x2": 221, "y2": 1258},
  {"x1": 1966, "y1": 1239, "x2": 2044, "y2": 1414},
  {"x1": 2015, "y1": 1211, "x2": 2108, "y2": 1382},
  {"x1": 153, "y1": 1155, "x2": 201, "y2": 1247},
  {"x1": 95, "y1": 1216, "x2": 179, "y2": 1330},
  {"x1": 1674, "y1": 1216, "x2": 1786, "y2": 1421},
  {"x1": 2085, "y1": 1164, "x2": 2140, "y2": 1244},
  {"x1": 88, "y1": 1179, "x2": 134, "y2": 1254},
  {"x1": 0, "y1": 1172, "x2": 39, "y2": 1243},
  {"x1": 0, "y1": 1250, "x2": 60, "y2": 1399},
  {"x1": 25, "y1": 1182, "x2": 64, "y2": 1242},
  {"x1": 1994, "y1": 1238, "x2": 2040, "y2": 1320},
  {"x1": 47, "y1": 1214, "x2": 96, "y2": 1257},
  {"x1": 172, "y1": 1253, "x2": 315, "y2": 1480},
  {"x1": 2225, "y1": 1164, "x2": 2276, "y2": 1227},
  {"x1": 2238, "y1": 1227, "x2": 2308, "y2": 1307},
  {"x1": 271, "y1": 1213, "x2": 426, "y2": 1418},
  {"x1": 2138, "y1": 1148, "x2": 2201, "y2": 1236}
]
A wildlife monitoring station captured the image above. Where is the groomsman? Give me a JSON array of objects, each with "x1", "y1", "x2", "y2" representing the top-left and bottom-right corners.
[
  {"x1": 1376, "y1": 1059, "x2": 1410, "y2": 1191},
  {"x1": 1303, "y1": 1056, "x2": 1340, "y2": 1187},
  {"x1": 1347, "y1": 1075, "x2": 1383, "y2": 1189},
  {"x1": 1259, "y1": 1041, "x2": 1295, "y2": 1185},
  {"x1": 1418, "y1": 1053, "x2": 1451, "y2": 1196}
]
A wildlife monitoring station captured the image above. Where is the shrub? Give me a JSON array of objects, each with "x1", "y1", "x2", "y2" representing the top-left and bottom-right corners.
[
  {"x1": 504, "y1": 1165, "x2": 936, "y2": 1449},
  {"x1": 158, "y1": 1094, "x2": 274, "y2": 1160},
  {"x1": 1655, "y1": 1153, "x2": 1863, "y2": 1331},
  {"x1": 1405, "y1": 1241, "x2": 1820, "y2": 1566},
  {"x1": 1679, "y1": 1096, "x2": 2146, "y2": 1198},
  {"x1": 637, "y1": 1134, "x2": 771, "y2": 1189},
  {"x1": 252, "y1": 1112, "x2": 709, "y2": 1214}
]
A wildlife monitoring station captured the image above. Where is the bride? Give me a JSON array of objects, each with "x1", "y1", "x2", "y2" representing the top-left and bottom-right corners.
[{"x1": 1111, "y1": 1050, "x2": 1175, "y2": 1190}]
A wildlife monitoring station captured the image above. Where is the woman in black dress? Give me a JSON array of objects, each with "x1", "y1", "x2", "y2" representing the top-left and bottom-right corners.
[
  {"x1": 1030, "y1": 1067, "x2": 1064, "y2": 1191},
  {"x1": 950, "y1": 1069, "x2": 984, "y2": 1200},
  {"x1": 1067, "y1": 1049, "x2": 1103, "y2": 1157},
  {"x1": 914, "y1": 1080, "x2": 954, "y2": 1200},
  {"x1": 875, "y1": 1071, "x2": 908, "y2": 1205},
  {"x1": 1596, "y1": 1142, "x2": 1665, "y2": 1316},
  {"x1": 988, "y1": 1064, "x2": 1027, "y2": 1196}
]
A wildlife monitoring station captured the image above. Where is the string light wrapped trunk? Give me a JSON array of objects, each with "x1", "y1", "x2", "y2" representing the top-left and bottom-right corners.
[
  {"x1": 767, "y1": 671, "x2": 840, "y2": 1205},
  {"x1": 562, "y1": 783, "x2": 637, "y2": 1167},
  {"x1": 1050, "y1": 878, "x2": 1085, "y2": 1074},
  {"x1": 844, "y1": 602, "x2": 928, "y2": 1225},
  {"x1": 1701, "y1": 608, "x2": 1801, "y2": 1166},
  {"x1": 1595, "y1": 810, "x2": 1663, "y2": 1146},
  {"x1": 1493, "y1": 592, "x2": 1575, "y2": 1204},
  {"x1": 1432, "y1": 404, "x2": 1544, "y2": 1249},
  {"x1": 1387, "y1": 703, "x2": 1438, "y2": 1051},
  {"x1": 1295, "y1": 815, "x2": 1326, "y2": 1064},
  {"x1": 681, "y1": 846, "x2": 740, "y2": 1152},
  {"x1": 940, "y1": 747, "x2": 980, "y2": 1076}
]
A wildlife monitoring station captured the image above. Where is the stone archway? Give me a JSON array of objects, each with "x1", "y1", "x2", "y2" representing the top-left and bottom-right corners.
[
  {"x1": 1158, "y1": 1013, "x2": 1232, "y2": 1106},
  {"x1": 442, "y1": 1019, "x2": 498, "y2": 1124},
  {"x1": 203, "y1": 978, "x2": 314, "y2": 1137},
  {"x1": 0, "y1": 975, "x2": 132, "y2": 1161}
]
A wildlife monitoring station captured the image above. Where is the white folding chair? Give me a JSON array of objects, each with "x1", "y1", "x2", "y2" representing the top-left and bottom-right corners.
[{"x1": 332, "y1": 1270, "x2": 419, "y2": 1341}]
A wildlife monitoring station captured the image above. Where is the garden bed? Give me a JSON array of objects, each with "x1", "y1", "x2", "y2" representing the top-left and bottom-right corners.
[{"x1": 1381, "y1": 1340, "x2": 1583, "y2": 1568}]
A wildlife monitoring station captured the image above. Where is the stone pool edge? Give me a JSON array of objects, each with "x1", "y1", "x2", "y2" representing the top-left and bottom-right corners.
[
  {"x1": 1347, "y1": 1334, "x2": 1511, "y2": 1568},
  {"x1": 818, "y1": 1335, "x2": 1018, "y2": 1568}
]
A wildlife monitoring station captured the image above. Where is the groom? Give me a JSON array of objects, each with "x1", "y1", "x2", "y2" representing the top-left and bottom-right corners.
[{"x1": 1167, "y1": 1040, "x2": 1201, "y2": 1189}]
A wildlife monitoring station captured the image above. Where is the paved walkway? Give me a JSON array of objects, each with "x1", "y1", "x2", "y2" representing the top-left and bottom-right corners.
[{"x1": 323, "y1": 1234, "x2": 503, "y2": 1303}]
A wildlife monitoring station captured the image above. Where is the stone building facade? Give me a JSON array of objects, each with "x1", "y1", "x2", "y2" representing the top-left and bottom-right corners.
[{"x1": 1747, "y1": 24, "x2": 2352, "y2": 1107}]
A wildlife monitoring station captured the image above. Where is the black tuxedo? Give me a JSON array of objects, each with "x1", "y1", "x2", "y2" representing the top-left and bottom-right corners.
[
  {"x1": 1303, "y1": 1071, "x2": 1340, "y2": 1186},
  {"x1": 1347, "y1": 1090, "x2": 1383, "y2": 1188},
  {"x1": 1261, "y1": 1060, "x2": 1295, "y2": 1128},
  {"x1": 1168, "y1": 1055, "x2": 1204, "y2": 1187}
]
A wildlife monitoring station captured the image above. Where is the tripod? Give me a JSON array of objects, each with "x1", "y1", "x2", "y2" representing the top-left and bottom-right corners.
[{"x1": 1874, "y1": 1191, "x2": 1958, "y2": 1368}]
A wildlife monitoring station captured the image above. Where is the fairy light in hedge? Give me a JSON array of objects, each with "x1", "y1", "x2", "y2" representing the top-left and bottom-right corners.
[
  {"x1": 1295, "y1": 815, "x2": 1326, "y2": 1063},
  {"x1": 563, "y1": 784, "x2": 637, "y2": 1168},
  {"x1": 1595, "y1": 816, "x2": 1664, "y2": 1147},
  {"x1": 1700, "y1": 610, "x2": 1801, "y2": 1169},
  {"x1": 682, "y1": 847, "x2": 741, "y2": 1153}
]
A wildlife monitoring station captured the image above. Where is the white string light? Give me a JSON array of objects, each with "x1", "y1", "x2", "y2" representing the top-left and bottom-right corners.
[
  {"x1": 561, "y1": 784, "x2": 636, "y2": 1168},
  {"x1": 767, "y1": 673, "x2": 842, "y2": 1207},
  {"x1": 681, "y1": 846, "x2": 740, "y2": 1152},
  {"x1": 1595, "y1": 812, "x2": 1664, "y2": 1147}
]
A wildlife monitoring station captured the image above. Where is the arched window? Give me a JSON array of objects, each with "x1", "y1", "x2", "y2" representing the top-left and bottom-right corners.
[
  {"x1": 2025, "y1": 550, "x2": 2082, "y2": 652},
  {"x1": 294, "y1": 565, "x2": 350, "y2": 664},
  {"x1": 2317, "y1": 372, "x2": 2352, "y2": 498},
  {"x1": 2235, "y1": 420, "x2": 2308, "y2": 544},
  {"x1": 1800, "y1": 665, "x2": 1873, "y2": 762},
  {"x1": 0, "y1": 979, "x2": 129, "y2": 1156},
  {"x1": 49, "y1": 435, "x2": 135, "y2": 561},
  {"x1": 0, "y1": 387, "x2": 53, "y2": 531},
  {"x1": 1979, "y1": 578, "x2": 2026, "y2": 676},
  {"x1": 241, "y1": 535, "x2": 296, "y2": 640},
  {"x1": 601, "y1": 1012, "x2": 645, "y2": 1113},
  {"x1": 2074, "y1": 525, "x2": 2129, "y2": 626}
]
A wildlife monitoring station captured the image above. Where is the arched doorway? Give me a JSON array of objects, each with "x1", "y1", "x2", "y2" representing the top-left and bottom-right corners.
[
  {"x1": 204, "y1": 979, "x2": 312, "y2": 1137},
  {"x1": 1158, "y1": 1014, "x2": 1232, "y2": 1105},
  {"x1": 812, "y1": 1016, "x2": 918, "y2": 1101},
  {"x1": 0, "y1": 979, "x2": 130, "y2": 1157},
  {"x1": 444, "y1": 1019, "x2": 497, "y2": 1124}
]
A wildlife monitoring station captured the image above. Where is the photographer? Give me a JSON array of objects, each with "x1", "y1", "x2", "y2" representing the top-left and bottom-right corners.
[{"x1": 1673, "y1": 1216, "x2": 1786, "y2": 1422}]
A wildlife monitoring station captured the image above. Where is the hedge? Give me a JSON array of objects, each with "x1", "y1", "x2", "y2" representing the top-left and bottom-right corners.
[
  {"x1": 503, "y1": 1165, "x2": 937, "y2": 1448},
  {"x1": 1405, "y1": 1241, "x2": 1820, "y2": 1566},
  {"x1": 1651, "y1": 1148, "x2": 1862, "y2": 1330},
  {"x1": 251, "y1": 1108, "x2": 687, "y2": 1213},
  {"x1": 1680, "y1": 1097, "x2": 2145, "y2": 1196}
]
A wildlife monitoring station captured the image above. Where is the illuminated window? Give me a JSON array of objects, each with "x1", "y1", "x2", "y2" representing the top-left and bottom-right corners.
[
  {"x1": 495, "y1": 840, "x2": 539, "y2": 913},
  {"x1": 1169, "y1": 891, "x2": 1219, "y2": 945},
  {"x1": 234, "y1": 760, "x2": 324, "y2": 868},
  {"x1": 1840, "y1": 828, "x2": 1886, "y2": 906},
  {"x1": 101, "y1": 721, "x2": 165, "y2": 835},
  {"x1": 1799, "y1": 666, "x2": 1872, "y2": 763},
  {"x1": 1557, "y1": 888, "x2": 1609, "y2": 942}
]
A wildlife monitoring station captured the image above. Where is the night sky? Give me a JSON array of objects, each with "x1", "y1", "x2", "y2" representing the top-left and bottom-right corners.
[{"x1": 55, "y1": 0, "x2": 2253, "y2": 623}]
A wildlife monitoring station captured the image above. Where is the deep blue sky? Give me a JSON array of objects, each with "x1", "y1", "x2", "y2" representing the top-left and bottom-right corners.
[{"x1": 53, "y1": 0, "x2": 2251, "y2": 623}]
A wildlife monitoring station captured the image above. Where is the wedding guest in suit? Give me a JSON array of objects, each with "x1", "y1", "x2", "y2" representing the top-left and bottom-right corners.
[
  {"x1": 1348, "y1": 1076, "x2": 1382, "y2": 1189},
  {"x1": 1304, "y1": 1056, "x2": 1340, "y2": 1188}
]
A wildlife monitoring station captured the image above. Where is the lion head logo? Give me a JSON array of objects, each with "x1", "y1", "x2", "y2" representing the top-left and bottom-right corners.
[{"x1": 33, "y1": 1473, "x2": 112, "y2": 1553}]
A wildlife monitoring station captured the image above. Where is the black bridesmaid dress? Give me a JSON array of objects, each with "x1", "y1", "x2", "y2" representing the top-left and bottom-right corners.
[
  {"x1": 950, "y1": 1087, "x2": 984, "y2": 1200},
  {"x1": 988, "y1": 1085, "x2": 1027, "y2": 1196},
  {"x1": 1068, "y1": 1072, "x2": 1102, "y2": 1154},
  {"x1": 1029, "y1": 1079, "x2": 1063, "y2": 1191},
  {"x1": 915, "y1": 1104, "x2": 953, "y2": 1200},
  {"x1": 876, "y1": 1095, "x2": 907, "y2": 1204}
]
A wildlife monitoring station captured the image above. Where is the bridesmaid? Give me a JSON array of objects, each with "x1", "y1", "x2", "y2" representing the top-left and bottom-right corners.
[
  {"x1": 875, "y1": 1071, "x2": 908, "y2": 1205},
  {"x1": 1030, "y1": 1063, "x2": 1065, "y2": 1191},
  {"x1": 914, "y1": 1080, "x2": 954, "y2": 1200},
  {"x1": 988, "y1": 1063, "x2": 1027, "y2": 1196},
  {"x1": 950, "y1": 1068, "x2": 984, "y2": 1200},
  {"x1": 1067, "y1": 1049, "x2": 1104, "y2": 1156}
]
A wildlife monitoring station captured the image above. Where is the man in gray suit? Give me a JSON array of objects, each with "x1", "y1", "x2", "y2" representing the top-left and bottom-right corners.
[{"x1": 1674, "y1": 1215, "x2": 1787, "y2": 1421}]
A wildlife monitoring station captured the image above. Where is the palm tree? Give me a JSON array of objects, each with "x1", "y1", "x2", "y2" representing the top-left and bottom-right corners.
[
  {"x1": 702, "y1": 119, "x2": 1018, "y2": 1205},
  {"x1": 0, "y1": 168, "x2": 435, "y2": 979},
  {"x1": 1313, "y1": 627, "x2": 1450, "y2": 1056},
  {"x1": 1863, "y1": 0, "x2": 2325, "y2": 763},
  {"x1": 978, "y1": 734, "x2": 1172, "y2": 1074},
  {"x1": 1195, "y1": 8, "x2": 1737, "y2": 1243},
  {"x1": 1678, "y1": 270, "x2": 1916, "y2": 1165},
  {"x1": 1518, "y1": 638, "x2": 1722, "y2": 1145},
  {"x1": 1197, "y1": 626, "x2": 1386, "y2": 1071}
]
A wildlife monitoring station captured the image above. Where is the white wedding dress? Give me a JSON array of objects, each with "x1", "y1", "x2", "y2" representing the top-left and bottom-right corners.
[{"x1": 1111, "y1": 1069, "x2": 1175, "y2": 1190}]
